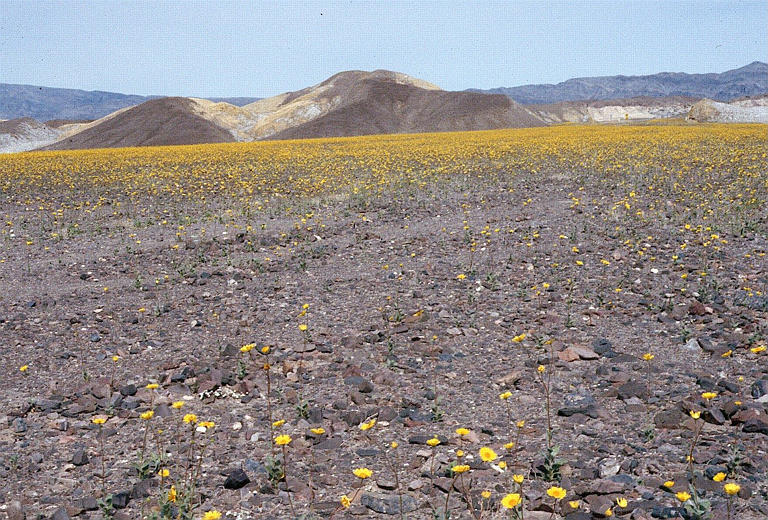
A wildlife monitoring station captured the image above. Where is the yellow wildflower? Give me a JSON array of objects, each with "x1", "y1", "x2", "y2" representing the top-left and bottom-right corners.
[
  {"x1": 501, "y1": 493, "x2": 521, "y2": 509},
  {"x1": 353, "y1": 467, "x2": 372, "y2": 479},
  {"x1": 546, "y1": 486, "x2": 567, "y2": 500},
  {"x1": 274, "y1": 434, "x2": 292, "y2": 446},
  {"x1": 479, "y1": 447, "x2": 497, "y2": 462}
]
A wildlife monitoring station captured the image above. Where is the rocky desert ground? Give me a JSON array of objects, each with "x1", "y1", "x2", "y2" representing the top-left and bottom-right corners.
[{"x1": 0, "y1": 124, "x2": 766, "y2": 520}]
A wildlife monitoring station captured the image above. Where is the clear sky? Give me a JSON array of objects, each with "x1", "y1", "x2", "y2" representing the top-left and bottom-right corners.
[{"x1": 1, "y1": 0, "x2": 766, "y2": 98}]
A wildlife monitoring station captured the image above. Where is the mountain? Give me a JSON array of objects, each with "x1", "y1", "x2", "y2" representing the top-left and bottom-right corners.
[
  {"x1": 471, "y1": 62, "x2": 768, "y2": 104},
  {"x1": 29, "y1": 70, "x2": 545, "y2": 151},
  {"x1": 0, "y1": 117, "x2": 61, "y2": 153},
  {"x1": 687, "y1": 95, "x2": 768, "y2": 123},
  {"x1": 42, "y1": 98, "x2": 236, "y2": 150},
  {"x1": 0, "y1": 83, "x2": 260, "y2": 121},
  {"x1": 529, "y1": 96, "x2": 700, "y2": 124}
]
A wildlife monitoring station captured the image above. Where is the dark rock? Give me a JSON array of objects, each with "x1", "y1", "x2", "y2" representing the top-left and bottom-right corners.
[
  {"x1": 171, "y1": 366, "x2": 195, "y2": 383},
  {"x1": 315, "y1": 436, "x2": 343, "y2": 450},
  {"x1": 355, "y1": 448, "x2": 381, "y2": 457},
  {"x1": 558, "y1": 392, "x2": 599, "y2": 418},
  {"x1": 72, "y1": 448, "x2": 89, "y2": 466},
  {"x1": 651, "y1": 506, "x2": 683, "y2": 519},
  {"x1": 131, "y1": 478, "x2": 156, "y2": 498},
  {"x1": 360, "y1": 492, "x2": 418, "y2": 514},
  {"x1": 224, "y1": 468, "x2": 250, "y2": 489},
  {"x1": 617, "y1": 380, "x2": 646, "y2": 400},
  {"x1": 72, "y1": 497, "x2": 98, "y2": 513},
  {"x1": 358, "y1": 379, "x2": 374, "y2": 393},
  {"x1": 12, "y1": 418, "x2": 27, "y2": 433},
  {"x1": 119, "y1": 384, "x2": 137, "y2": 396},
  {"x1": 751, "y1": 379, "x2": 768, "y2": 399},
  {"x1": 654, "y1": 409, "x2": 684, "y2": 429},
  {"x1": 592, "y1": 338, "x2": 617, "y2": 357},
  {"x1": 702, "y1": 407, "x2": 726, "y2": 425},
  {"x1": 50, "y1": 507, "x2": 70, "y2": 520},
  {"x1": 743, "y1": 418, "x2": 768, "y2": 435},
  {"x1": 111, "y1": 490, "x2": 130, "y2": 509}
]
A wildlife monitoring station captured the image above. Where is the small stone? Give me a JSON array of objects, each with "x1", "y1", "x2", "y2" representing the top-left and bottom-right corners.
[
  {"x1": 111, "y1": 490, "x2": 130, "y2": 509},
  {"x1": 72, "y1": 448, "x2": 89, "y2": 466},
  {"x1": 558, "y1": 392, "x2": 599, "y2": 418},
  {"x1": 751, "y1": 379, "x2": 768, "y2": 399},
  {"x1": 682, "y1": 338, "x2": 702, "y2": 352},
  {"x1": 598, "y1": 457, "x2": 621, "y2": 478},
  {"x1": 12, "y1": 417, "x2": 27, "y2": 433},
  {"x1": 360, "y1": 492, "x2": 418, "y2": 515},
  {"x1": 358, "y1": 380, "x2": 374, "y2": 393},
  {"x1": 50, "y1": 507, "x2": 71, "y2": 520},
  {"x1": 743, "y1": 418, "x2": 768, "y2": 435},
  {"x1": 617, "y1": 380, "x2": 646, "y2": 400},
  {"x1": 224, "y1": 468, "x2": 250, "y2": 489}
]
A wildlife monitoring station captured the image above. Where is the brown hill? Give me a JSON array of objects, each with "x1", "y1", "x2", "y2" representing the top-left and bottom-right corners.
[
  {"x1": 43, "y1": 98, "x2": 235, "y2": 150},
  {"x1": 268, "y1": 77, "x2": 544, "y2": 140}
]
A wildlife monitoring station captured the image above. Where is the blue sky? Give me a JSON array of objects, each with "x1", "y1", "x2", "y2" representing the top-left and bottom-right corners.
[{"x1": 1, "y1": 1, "x2": 765, "y2": 97}]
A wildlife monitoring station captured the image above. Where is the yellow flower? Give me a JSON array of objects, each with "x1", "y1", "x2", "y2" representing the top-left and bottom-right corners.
[
  {"x1": 512, "y1": 474, "x2": 524, "y2": 484},
  {"x1": 750, "y1": 345, "x2": 766, "y2": 354},
  {"x1": 724, "y1": 483, "x2": 740, "y2": 496},
  {"x1": 663, "y1": 480, "x2": 675, "y2": 488},
  {"x1": 272, "y1": 419, "x2": 286, "y2": 428},
  {"x1": 261, "y1": 346, "x2": 270, "y2": 354},
  {"x1": 140, "y1": 411, "x2": 154, "y2": 420},
  {"x1": 298, "y1": 324, "x2": 308, "y2": 331},
  {"x1": 456, "y1": 449, "x2": 464, "y2": 458},
  {"x1": 146, "y1": 383, "x2": 159, "y2": 390},
  {"x1": 240, "y1": 343, "x2": 255, "y2": 353},
  {"x1": 504, "y1": 442, "x2": 515, "y2": 450},
  {"x1": 616, "y1": 497, "x2": 627, "y2": 507},
  {"x1": 568, "y1": 500, "x2": 580, "y2": 509},
  {"x1": 112, "y1": 355, "x2": 119, "y2": 362},
  {"x1": 172, "y1": 401, "x2": 185, "y2": 409},
  {"x1": 359, "y1": 418, "x2": 376, "y2": 431},
  {"x1": 167, "y1": 485, "x2": 177, "y2": 503},
  {"x1": 202, "y1": 512, "x2": 221, "y2": 520},
  {"x1": 390, "y1": 441, "x2": 398, "y2": 449},
  {"x1": 512, "y1": 333, "x2": 526, "y2": 343},
  {"x1": 452, "y1": 464, "x2": 470, "y2": 474},
  {"x1": 198, "y1": 421, "x2": 215, "y2": 429},
  {"x1": 501, "y1": 493, "x2": 521, "y2": 509},
  {"x1": 479, "y1": 447, "x2": 497, "y2": 462},
  {"x1": 642, "y1": 353, "x2": 654, "y2": 361},
  {"x1": 516, "y1": 420, "x2": 525, "y2": 428},
  {"x1": 340, "y1": 495, "x2": 351, "y2": 508},
  {"x1": 310, "y1": 427, "x2": 325, "y2": 435},
  {"x1": 605, "y1": 508, "x2": 613, "y2": 517},
  {"x1": 158, "y1": 468, "x2": 170, "y2": 477},
  {"x1": 689, "y1": 410, "x2": 701, "y2": 419},
  {"x1": 353, "y1": 467, "x2": 372, "y2": 479},
  {"x1": 701, "y1": 392, "x2": 717, "y2": 400},
  {"x1": 676, "y1": 491, "x2": 691, "y2": 502},
  {"x1": 92, "y1": 417, "x2": 107, "y2": 425},
  {"x1": 456, "y1": 274, "x2": 466, "y2": 280},
  {"x1": 302, "y1": 303, "x2": 310, "y2": 310},
  {"x1": 713, "y1": 472, "x2": 726, "y2": 482},
  {"x1": 19, "y1": 365, "x2": 29, "y2": 373},
  {"x1": 499, "y1": 391, "x2": 513, "y2": 400},
  {"x1": 275, "y1": 434, "x2": 292, "y2": 446},
  {"x1": 481, "y1": 490, "x2": 491, "y2": 499},
  {"x1": 537, "y1": 365, "x2": 546, "y2": 373},
  {"x1": 498, "y1": 461, "x2": 507, "y2": 469},
  {"x1": 427, "y1": 437, "x2": 441, "y2": 447},
  {"x1": 455, "y1": 428, "x2": 470, "y2": 436},
  {"x1": 183, "y1": 413, "x2": 197, "y2": 424},
  {"x1": 546, "y1": 486, "x2": 567, "y2": 500}
]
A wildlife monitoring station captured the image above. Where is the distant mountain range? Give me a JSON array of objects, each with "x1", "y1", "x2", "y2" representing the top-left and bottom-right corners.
[
  {"x1": 469, "y1": 62, "x2": 768, "y2": 104},
  {"x1": 1, "y1": 63, "x2": 766, "y2": 153},
  {"x1": 0, "y1": 83, "x2": 260, "y2": 121}
]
